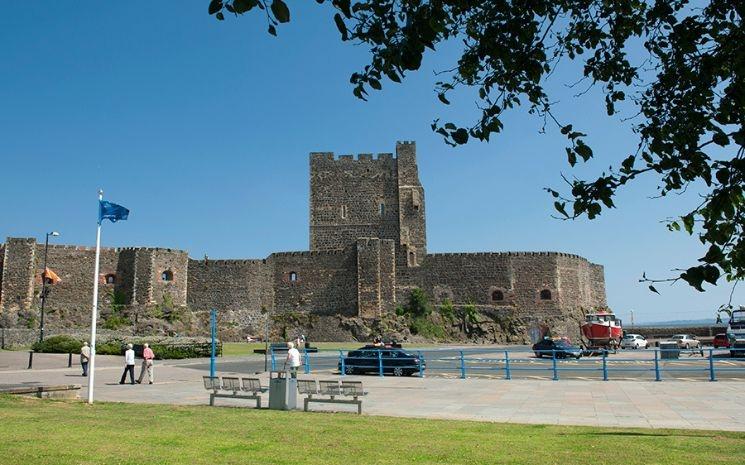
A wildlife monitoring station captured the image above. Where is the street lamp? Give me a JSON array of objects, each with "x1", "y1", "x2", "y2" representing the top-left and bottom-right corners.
[{"x1": 39, "y1": 231, "x2": 60, "y2": 342}]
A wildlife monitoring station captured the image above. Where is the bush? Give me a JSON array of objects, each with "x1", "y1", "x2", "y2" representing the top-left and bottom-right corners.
[
  {"x1": 32, "y1": 335, "x2": 82, "y2": 353},
  {"x1": 95, "y1": 341, "x2": 124, "y2": 355},
  {"x1": 409, "y1": 317, "x2": 446, "y2": 340},
  {"x1": 439, "y1": 299, "x2": 455, "y2": 322},
  {"x1": 149, "y1": 343, "x2": 214, "y2": 360},
  {"x1": 102, "y1": 314, "x2": 131, "y2": 330}
]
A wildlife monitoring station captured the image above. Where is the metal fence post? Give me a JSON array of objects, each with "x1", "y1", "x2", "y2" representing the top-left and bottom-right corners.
[
  {"x1": 602, "y1": 350, "x2": 608, "y2": 381},
  {"x1": 460, "y1": 351, "x2": 466, "y2": 379},
  {"x1": 377, "y1": 350, "x2": 384, "y2": 377},
  {"x1": 418, "y1": 350, "x2": 424, "y2": 378},
  {"x1": 654, "y1": 349, "x2": 661, "y2": 381},
  {"x1": 552, "y1": 350, "x2": 558, "y2": 381},
  {"x1": 270, "y1": 348, "x2": 276, "y2": 372},
  {"x1": 504, "y1": 350, "x2": 511, "y2": 380},
  {"x1": 708, "y1": 348, "x2": 716, "y2": 382},
  {"x1": 304, "y1": 347, "x2": 310, "y2": 374},
  {"x1": 339, "y1": 350, "x2": 345, "y2": 377}
]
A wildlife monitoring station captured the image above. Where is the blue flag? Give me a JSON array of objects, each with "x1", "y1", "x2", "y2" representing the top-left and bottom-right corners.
[{"x1": 99, "y1": 200, "x2": 129, "y2": 224}]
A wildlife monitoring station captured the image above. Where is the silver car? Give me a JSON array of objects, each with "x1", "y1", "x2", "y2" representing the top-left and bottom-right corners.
[{"x1": 670, "y1": 334, "x2": 701, "y2": 349}]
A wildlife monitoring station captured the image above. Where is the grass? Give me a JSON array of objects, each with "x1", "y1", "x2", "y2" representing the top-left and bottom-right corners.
[{"x1": 1, "y1": 396, "x2": 744, "y2": 465}]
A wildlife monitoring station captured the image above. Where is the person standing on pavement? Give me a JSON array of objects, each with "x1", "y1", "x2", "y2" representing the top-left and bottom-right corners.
[
  {"x1": 119, "y1": 343, "x2": 136, "y2": 385},
  {"x1": 136, "y1": 343, "x2": 155, "y2": 384},
  {"x1": 284, "y1": 341, "x2": 301, "y2": 378},
  {"x1": 80, "y1": 341, "x2": 91, "y2": 377}
]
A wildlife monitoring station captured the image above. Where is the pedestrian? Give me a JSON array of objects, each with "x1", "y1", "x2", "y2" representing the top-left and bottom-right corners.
[
  {"x1": 80, "y1": 341, "x2": 91, "y2": 377},
  {"x1": 137, "y1": 343, "x2": 155, "y2": 384},
  {"x1": 119, "y1": 343, "x2": 136, "y2": 385},
  {"x1": 284, "y1": 341, "x2": 301, "y2": 378}
]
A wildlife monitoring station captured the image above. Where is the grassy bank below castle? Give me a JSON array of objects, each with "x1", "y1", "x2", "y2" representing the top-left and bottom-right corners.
[{"x1": 1, "y1": 396, "x2": 744, "y2": 465}]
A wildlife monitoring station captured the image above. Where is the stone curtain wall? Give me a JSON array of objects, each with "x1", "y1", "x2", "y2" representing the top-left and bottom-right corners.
[
  {"x1": 309, "y1": 152, "x2": 401, "y2": 251},
  {"x1": 151, "y1": 249, "x2": 189, "y2": 306},
  {"x1": 356, "y1": 238, "x2": 396, "y2": 317},
  {"x1": 270, "y1": 249, "x2": 358, "y2": 317},
  {"x1": 187, "y1": 258, "x2": 273, "y2": 334}
]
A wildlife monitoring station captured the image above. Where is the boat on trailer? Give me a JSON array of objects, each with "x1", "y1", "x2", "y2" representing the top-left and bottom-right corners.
[{"x1": 580, "y1": 311, "x2": 623, "y2": 351}]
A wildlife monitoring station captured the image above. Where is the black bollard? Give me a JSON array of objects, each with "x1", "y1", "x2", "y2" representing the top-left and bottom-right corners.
[
  {"x1": 68, "y1": 353, "x2": 72, "y2": 367},
  {"x1": 27, "y1": 350, "x2": 33, "y2": 369}
]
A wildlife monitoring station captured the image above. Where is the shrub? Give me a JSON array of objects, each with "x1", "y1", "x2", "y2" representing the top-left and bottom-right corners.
[
  {"x1": 439, "y1": 299, "x2": 455, "y2": 322},
  {"x1": 102, "y1": 314, "x2": 131, "y2": 330},
  {"x1": 409, "y1": 317, "x2": 446, "y2": 340},
  {"x1": 95, "y1": 341, "x2": 124, "y2": 355},
  {"x1": 149, "y1": 343, "x2": 214, "y2": 360},
  {"x1": 32, "y1": 335, "x2": 82, "y2": 353},
  {"x1": 407, "y1": 288, "x2": 432, "y2": 318}
]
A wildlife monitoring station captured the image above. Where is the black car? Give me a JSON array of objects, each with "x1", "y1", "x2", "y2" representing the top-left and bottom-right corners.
[
  {"x1": 532, "y1": 339, "x2": 582, "y2": 359},
  {"x1": 339, "y1": 346, "x2": 424, "y2": 376}
]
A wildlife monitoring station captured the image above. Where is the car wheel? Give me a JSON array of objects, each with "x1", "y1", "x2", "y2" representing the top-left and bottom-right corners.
[
  {"x1": 684, "y1": 343, "x2": 690, "y2": 349},
  {"x1": 344, "y1": 365, "x2": 355, "y2": 375},
  {"x1": 535, "y1": 352, "x2": 542, "y2": 358},
  {"x1": 393, "y1": 367, "x2": 404, "y2": 377}
]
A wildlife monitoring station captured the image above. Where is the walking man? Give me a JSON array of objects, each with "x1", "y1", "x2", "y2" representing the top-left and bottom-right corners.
[
  {"x1": 137, "y1": 343, "x2": 155, "y2": 384},
  {"x1": 119, "y1": 343, "x2": 136, "y2": 385},
  {"x1": 80, "y1": 341, "x2": 91, "y2": 377},
  {"x1": 284, "y1": 341, "x2": 301, "y2": 378}
]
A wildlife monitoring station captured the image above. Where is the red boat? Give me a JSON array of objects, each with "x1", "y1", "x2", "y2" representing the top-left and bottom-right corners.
[{"x1": 581, "y1": 312, "x2": 623, "y2": 348}]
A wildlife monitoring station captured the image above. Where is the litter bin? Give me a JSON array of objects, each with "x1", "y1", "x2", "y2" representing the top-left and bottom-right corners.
[
  {"x1": 659, "y1": 341, "x2": 679, "y2": 359},
  {"x1": 268, "y1": 370, "x2": 297, "y2": 410}
]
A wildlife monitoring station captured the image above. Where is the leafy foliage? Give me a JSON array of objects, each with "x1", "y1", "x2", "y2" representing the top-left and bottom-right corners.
[
  {"x1": 211, "y1": 0, "x2": 745, "y2": 293},
  {"x1": 102, "y1": 314, "x2": 131, "y2": 330},
  {"x1": 438, "y1": 298, "x2": 455, "y2": 322},
  {"x1": 32, "y1": 335, "x2": 82, "y2": 353},
  {"x1": 408, "y1": 316, "x2": 446, "y2": 339}
]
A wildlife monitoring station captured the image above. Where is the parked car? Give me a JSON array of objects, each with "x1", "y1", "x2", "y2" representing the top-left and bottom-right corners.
[
  {"x1": 620, "y1": 334, "x2": 648, "y2": 349},
  {"x1": 532, "y1": 338, "x2": 582, "y2": 359},
  {"x1": 713, "y1": 333, "x2": 731, "y2": 349},
  {"x1": 670, "y1": 334, "x2": 701, "y2": 349},
  {"x1": 339, "y1": 346, "x2": 424, "y2": 376}
]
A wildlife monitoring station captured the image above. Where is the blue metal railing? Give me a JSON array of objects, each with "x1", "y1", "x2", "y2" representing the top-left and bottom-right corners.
[{"x1": 263, "y1": 347, "x2": 745, "y2": 381}]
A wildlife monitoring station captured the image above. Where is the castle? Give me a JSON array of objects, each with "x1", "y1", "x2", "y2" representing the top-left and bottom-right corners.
[{"x1": 0, "y1": 142, "x2": 607, "y2": 342}]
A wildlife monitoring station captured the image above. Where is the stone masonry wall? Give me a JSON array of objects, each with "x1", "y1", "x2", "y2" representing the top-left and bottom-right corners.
[
  {"x1": 270, "y1": 249, "x2": 357, "y2": 317},
  {"x1": 187, "y1": 258, "x2": 273, "y2": 335},
  {"x1": 151, "y1": 249, "x2": 189, "y2": 306},
  {"x1": 0, "y1": 238, "x2": 37, "y2": 325},
  {"x1": 309, "y1": 152, "x2": 400, "y2": 251}
]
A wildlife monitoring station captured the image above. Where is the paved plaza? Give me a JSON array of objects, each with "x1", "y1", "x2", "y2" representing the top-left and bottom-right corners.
[{"x1": 2, "y1": 350, "x2": 745, "y2": 432}]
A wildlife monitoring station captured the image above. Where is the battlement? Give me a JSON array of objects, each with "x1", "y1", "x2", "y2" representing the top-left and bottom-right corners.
[
  {"x1": 310, "y1": 152, "x2": 397, "y2": 163},
  {"x1": 43, "y1": 243, "x2": 188, "y2": 254},
  {"x1": 190, "y1": 258, "x2": 267, "y2": 265},
  {"x1": 425, "y1": 251, "x2": 588, "y2": 261},
  {"x1": 271, "y1": 249, "x2": 348, "y2": 257}
]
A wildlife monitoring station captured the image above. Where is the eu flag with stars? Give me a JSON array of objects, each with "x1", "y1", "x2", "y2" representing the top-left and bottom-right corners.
[{"x1": 99, "y1": 200, "x2": 129, "y2": 224}]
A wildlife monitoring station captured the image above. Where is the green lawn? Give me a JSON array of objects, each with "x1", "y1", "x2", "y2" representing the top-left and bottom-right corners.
[{"x1": 1, "y1": 396, "x2": 744, "y2": 465}]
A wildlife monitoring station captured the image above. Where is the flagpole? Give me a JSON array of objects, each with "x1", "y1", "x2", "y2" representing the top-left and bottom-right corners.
[{"x1": 87, "y1": 190, "x2": 104, "y2": 404}]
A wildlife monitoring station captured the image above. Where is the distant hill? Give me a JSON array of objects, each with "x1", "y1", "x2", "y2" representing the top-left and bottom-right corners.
[{"x1": 635, "y1": 318, "x2": 720, "y2": 328}]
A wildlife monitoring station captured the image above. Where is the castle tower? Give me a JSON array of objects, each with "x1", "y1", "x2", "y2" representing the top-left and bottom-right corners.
[{"x1": 396, "y1": 141, "x2": 426, "y2": 264}]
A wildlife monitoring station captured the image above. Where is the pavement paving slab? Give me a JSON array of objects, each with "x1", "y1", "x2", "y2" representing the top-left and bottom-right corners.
[{"x1": 2, "y1": 351, "x2": 745, "y2": 432}]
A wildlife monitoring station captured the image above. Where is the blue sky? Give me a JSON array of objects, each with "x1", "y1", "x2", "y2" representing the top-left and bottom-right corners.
[{"x1": 1, "y1": 1, "x2": 740, "y2": 323}]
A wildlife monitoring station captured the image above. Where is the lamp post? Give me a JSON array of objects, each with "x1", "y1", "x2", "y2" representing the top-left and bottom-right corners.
[{"x1": 39, "y1": 231, "x2": 60, "y2": 342}]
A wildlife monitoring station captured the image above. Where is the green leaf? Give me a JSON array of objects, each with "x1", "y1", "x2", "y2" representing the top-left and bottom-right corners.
[
  {"x1": 648, "y1": 285, "x2": 660, "y2": 294},
  {"x1": 712, "y1": 132, "x2": 729, "y2": 146},
  {"x1": 333, "y1": 13, "x2": 348, "y2": 40},
  {"x1": 208, "y1": 0, "x2": 223, "y2": 15},
  {"x1": 574, "y1": 142, "x2": 593, "y2": 161},
  {"x1": 681, "y1": 213, "x2": 694, "y2": 234},
  {"x1": 216, "y1": 11, "x2": 225, "y2": 20},
  {"x1": 268, "y1": 24, "x2": 277, "y2": 36},
  {"x1": 369, "y1": 79, "x2": 381, "y2": 90},
  {"x1": 560, "y1": 124, "x2": 573, "y2": 135},
  {"x1": 438, "y1": 93, "x2": 450, "y2": 105},
  {"x1": 233, "y1": 0, "x2": 257, "y2": 14},
  {"x1": 554, "y1": 201, "x2": 568, "y2": 217},
  {"x1": 451, "y1": 128, "x2": 468, "y2": 144},
  {"x1": 271, "y1": 0, "x2": 290, "y2": 23}
]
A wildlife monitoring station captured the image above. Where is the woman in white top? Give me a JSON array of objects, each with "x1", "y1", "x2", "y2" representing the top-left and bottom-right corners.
[{"x1": 285, "y1": 342, "x2": 301, "y2": 378}]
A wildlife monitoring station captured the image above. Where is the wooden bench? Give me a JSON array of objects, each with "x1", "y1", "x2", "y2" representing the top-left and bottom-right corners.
[
  {"x1": 299, "y1": 379, "x2": 367, "y2": 414},
  {"x1": 203, "y1": 376, "x2": 268, "y2": 408}
]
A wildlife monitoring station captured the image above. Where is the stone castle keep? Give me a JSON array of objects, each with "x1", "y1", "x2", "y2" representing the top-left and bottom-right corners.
[{"x1": 0, "y1": 142, "x2": 607, "y2": 342}]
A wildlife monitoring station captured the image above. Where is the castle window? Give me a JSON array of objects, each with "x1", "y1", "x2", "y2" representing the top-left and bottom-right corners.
[
  {"x1": 379, "y1": 203, "x2": 385, "y2": 216},
  {"x1": 491, "y1": 290, "x2": 504, "y2": 302},
  {"x1": 341, "y1": 205, "x2": 348, "y2": 219},
  {"x1": 161, "y1": 270, "x2": 174, "y2": 282},
  {"x1": 540, "y1": 289, "x2": 552, "y2": 300},
  {"x1": 105, "y1": 274, "x2": 116, "y2": 285},
  {"x1": 289, "y1": 271, "x2": 298, "y2": 282}
]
